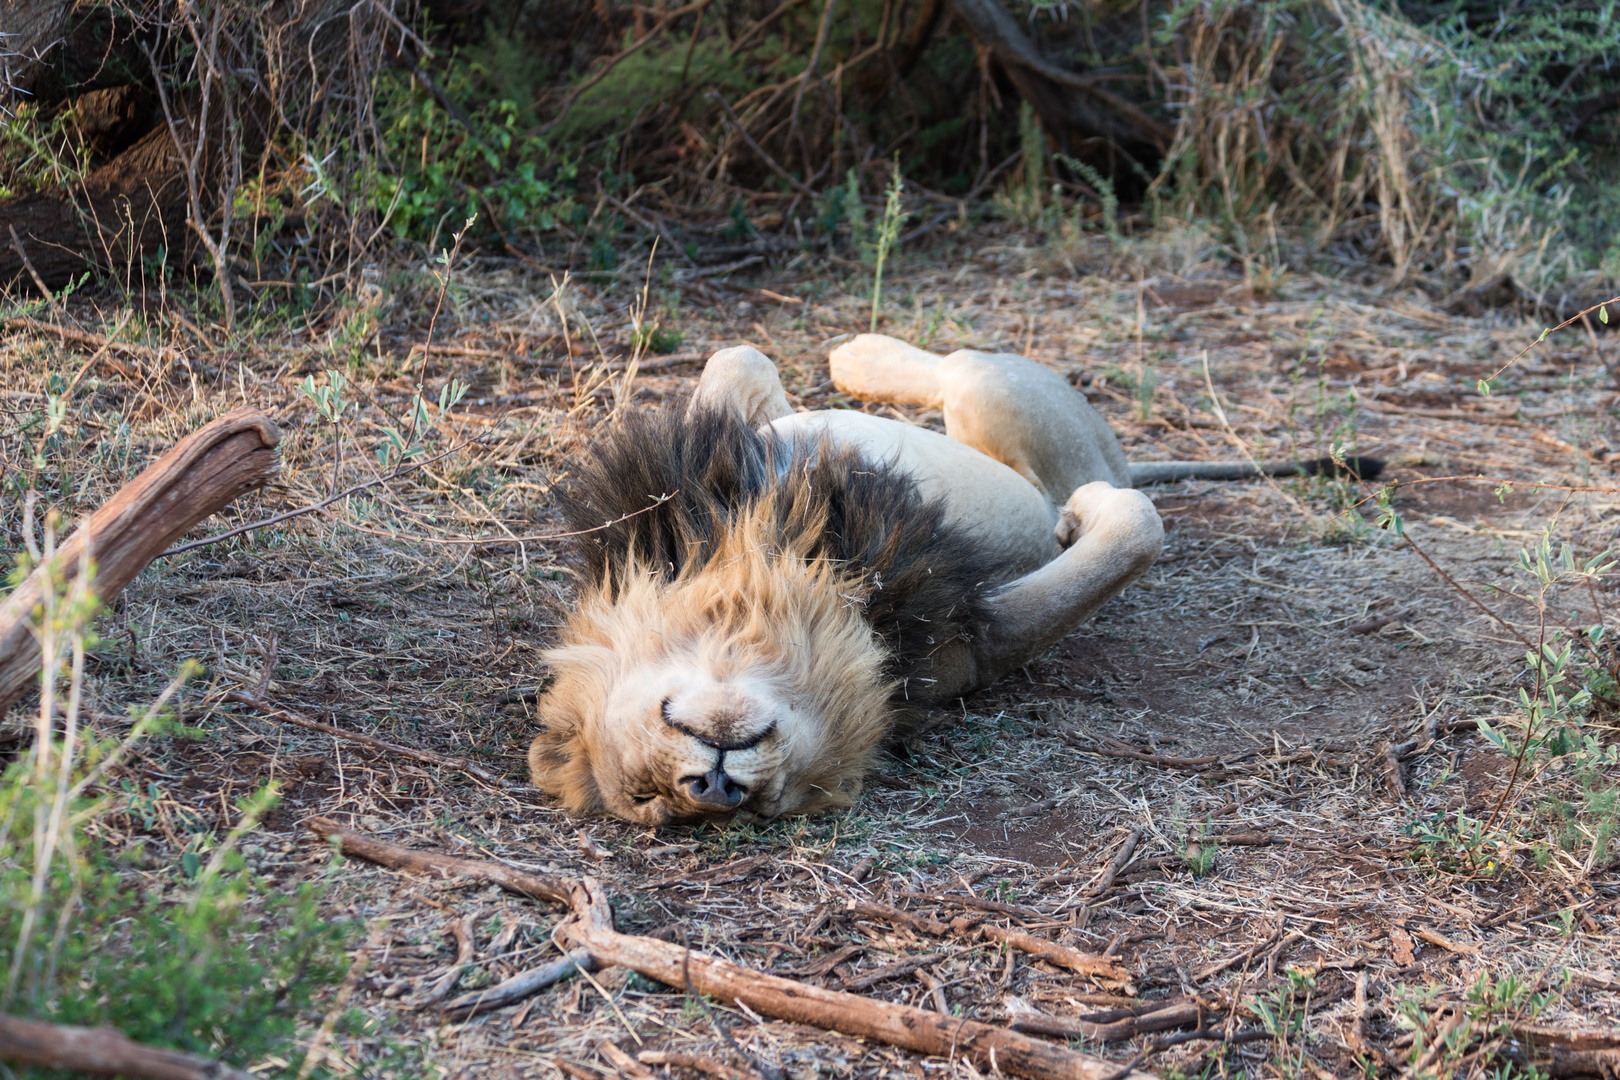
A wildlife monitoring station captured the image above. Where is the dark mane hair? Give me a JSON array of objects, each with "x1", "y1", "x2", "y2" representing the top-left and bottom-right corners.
[{"x1": 558, "y1": 407, "x2": 995, "y2": 695}]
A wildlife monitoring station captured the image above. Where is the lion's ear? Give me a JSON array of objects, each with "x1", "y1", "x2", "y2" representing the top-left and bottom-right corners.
[{"x1": 528, "y1": 724, "x2": 602, "y2": 813}]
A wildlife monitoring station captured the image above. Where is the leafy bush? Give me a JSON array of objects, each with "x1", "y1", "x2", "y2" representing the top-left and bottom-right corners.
[{"x1": 372, "y1": 66, "x2": 577, "y2": 244}]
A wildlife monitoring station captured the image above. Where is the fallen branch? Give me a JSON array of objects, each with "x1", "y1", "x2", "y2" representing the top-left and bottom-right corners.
[
  {"x1": 3, "y1": 316, "x2": 187, "y2": 368},
  {"x1": 442, "y1": 948, "x2": 597, "y2": 1020},
  {"x1": 311, "y1": 822, "x2": 1158, "y2": 1080},
  {"x1": 847, "y1": 899, "x2": 1130, "y2": 985},
  {"x1": 639, "y1": 1050, "x2": 762, "y2": 1080},
  {"x1": 1086, "y1": 828, "x2": 1143, "y2": 899},
  {"x1": 1010, "y1": 1001, "x2": 1205, "y2": 1044},
  {"x1": 978, "y1": 925, "x2": 1132, "y2": 985},
  {"x1": 305, "y1": 818, "x2": 570, "y2": 904},
  {"x1": 226, "y1": 691, "x2": 520, "y2": 790},
  {"x1": 0, "y1": 1014, "x2": 255, "y2": 1080},
  {"x1": 0, "y1": 408, "x2": 280, "y2": 717}
]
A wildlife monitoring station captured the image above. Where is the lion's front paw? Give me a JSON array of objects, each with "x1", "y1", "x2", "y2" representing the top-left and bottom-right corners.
[{"x1": 1055, "y1": 481, "x2": 1153, "y2": 548}]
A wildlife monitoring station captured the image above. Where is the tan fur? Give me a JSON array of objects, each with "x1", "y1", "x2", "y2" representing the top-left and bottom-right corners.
[
  {"x1": 532, "y1": 337, "x2": 1165, "y2": 822},
  {"x1": 529, "y1": 499, "x2": 893, "y2": 824}
]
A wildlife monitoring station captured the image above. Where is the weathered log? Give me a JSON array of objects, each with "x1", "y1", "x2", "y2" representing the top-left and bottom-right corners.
[
  {"x1": 0, "y1": 407, "x2": 280, "y2": 716},
  {"x1": 308, "y1": 820, "x2": 1158, "y2": 1080},
  {"x1": 0, "y1": 1013, "x2": 256, "y2": 1080}
]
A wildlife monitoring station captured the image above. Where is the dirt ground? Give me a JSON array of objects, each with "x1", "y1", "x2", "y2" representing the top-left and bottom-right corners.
[{"x1": 4, "y1": 226, "x2": 1620, "y2": 1079}]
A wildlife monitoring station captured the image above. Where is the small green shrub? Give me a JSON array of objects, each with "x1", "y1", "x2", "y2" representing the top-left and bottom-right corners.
[
  {"x1": 372, "y1": 68, "x2": 576, "y2": 244},
  {"x1": 0, "y1": 549, "x2": 359, "y2": 1077}
]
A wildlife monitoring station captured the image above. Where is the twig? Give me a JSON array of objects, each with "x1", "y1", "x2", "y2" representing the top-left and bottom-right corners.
[
  {"x1": 538, "y1": 0, "x2": 712, "y2": 134},
  {"x1": 156, "y1": 442, "x2": 469, "y2": 558},
  {"x1": 4, "y1": 316, "x2": 186, "y2": 367},
  {"x1": 0, "y1": 1014, "x2": 255, "y2": 1080},
  {"x1": 680, "y1": 941, "x2": 787, "y2": 1080},
  {"x1": 8, "y1": 226, "x2": 62, "y2": 316},
  {"x1": 229, "y1": 692, "x2": 519, "y2": 789},
  {"x1": 416, "y1": 913, "x2": 477, "y2": 1006},
  {"x1": 442, "y1": 948, "x2": 597, "y2": 1020},
  {"x1": 639, "y1": 1051, "x2": 763, "y2": 1080},
  {"x1": 709, "y1": 91, "x2": 818, "y2": 197},
  {"x1": 1581, "y1": 312, "x2": 1620, "y2": 392},
  {"x1": 1010, "y1": 1001, "x2": 1204, "y2": 1044},
  {"x1": 1089, "y1": 829, "x2": 1143, "y2": 898}
]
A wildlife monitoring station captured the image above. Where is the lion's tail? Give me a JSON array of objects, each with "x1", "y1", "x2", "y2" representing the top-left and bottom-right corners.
[{"x1": 1129, "y1": 457, "x2": 1385, "y2": 486}]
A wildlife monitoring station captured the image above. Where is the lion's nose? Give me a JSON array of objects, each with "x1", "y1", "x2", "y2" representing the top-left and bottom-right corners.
[{"x1": 681, "y1": 768, "x2": 747, "y2": 809}]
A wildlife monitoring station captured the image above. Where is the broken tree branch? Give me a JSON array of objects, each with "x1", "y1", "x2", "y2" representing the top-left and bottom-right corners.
[
  {"x1": 0, "y1": 1014, "x2": 256, "y2": 1080},
  {"x1": 0, "y1": 408, "x2": 280, "y2": 717},
  {"x1": 443, "y1": 948, "x2": 597, "y2": 1020}
]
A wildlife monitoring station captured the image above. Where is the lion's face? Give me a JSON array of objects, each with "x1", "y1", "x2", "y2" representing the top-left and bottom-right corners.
[
  {"x1": 532, "y1": 663, "x2": 848, "y2": 824},
  {"x1": 527, "y1": 523, "x2": 895, "y2": 824}
]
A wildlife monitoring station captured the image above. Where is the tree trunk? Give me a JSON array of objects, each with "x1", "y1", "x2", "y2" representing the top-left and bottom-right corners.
[{"x1": 2, "y1": 124, "x2": 190, "y2": 288}]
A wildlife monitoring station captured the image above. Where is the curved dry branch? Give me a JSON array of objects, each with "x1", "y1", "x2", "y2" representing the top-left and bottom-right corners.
[{"x1": 0, "y1": 408, "x2": 280, "y2": 716}]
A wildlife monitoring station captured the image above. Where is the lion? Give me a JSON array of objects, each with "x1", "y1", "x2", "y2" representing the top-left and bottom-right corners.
[{"x1": 527, "y1": 335, "x2": 1380, "y2": 823}]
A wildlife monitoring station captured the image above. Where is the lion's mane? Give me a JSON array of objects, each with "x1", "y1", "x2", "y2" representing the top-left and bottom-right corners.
[
  {"x1": 559, "y1": 407, "x2": 995, "y2": 691},
  {"x1": 530, "y1": 408, "x2": 997, "y2": 815}
]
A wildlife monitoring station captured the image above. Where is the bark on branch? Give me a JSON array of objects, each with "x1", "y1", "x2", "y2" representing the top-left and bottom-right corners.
[
  {"x1": 0, "y1": 1014, "x2": 256, "y2": 1080},
  {"x1": 307, "y1": 820, "x2": 1158, "y2": 1080},
  {"x1": 0, "y1": 407, "x2": 280, "y2": 716}
]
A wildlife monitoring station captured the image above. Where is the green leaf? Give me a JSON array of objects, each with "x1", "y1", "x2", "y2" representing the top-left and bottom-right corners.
[
  {"x1": 1602, "y1": 305, "x2": 1609, "y2": 325},
  {"x1": 1478, "y1": 379, "x2": 1491, "y2": 396},
  {"x1": 180, "y1": 851, "x2": 201, "y2": 878}
]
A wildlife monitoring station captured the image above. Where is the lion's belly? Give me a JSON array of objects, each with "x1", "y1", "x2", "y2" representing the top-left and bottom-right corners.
[{"x1": 768, "y1": 410, "x2": 1060, "y2": 581}]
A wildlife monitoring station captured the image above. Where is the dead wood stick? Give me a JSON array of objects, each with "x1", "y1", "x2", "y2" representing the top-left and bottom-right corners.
[
  {"x1": 0, "y1": 408, "x2": 280, "y2": 717},
  {"x1": 312, "y1": 825, "x2": 1157, "y2": 1080},
  {"x1": 845, "y1": 899, "x2": 950, "y2": 936},
  {"x1": 567, "y1": 913, "x2": 1158, "y2": 1079},
  {"x1": 639, "y1": 1050, "x2": 764, "y2": 1080},
  {"x1": 598, "y1": 1042, "x2": 653, "y2": 1079},
  {"x1": 305, "y1": 818, "x2": 571, "y2": 905},
  {"x1": 977, "y1": 925, "x2": 1130, "y2": 984},
  {"x1": 3, "y1": 316, "x2": 187, "y2": 367},
  {"x1": 442, "y1": 948, "x2": 597, "y2": 1020},
  {"x1": 1087, "y1": 829, "x2": 1143, "y2": 899},
  {"x1": 839, "y1": 952, "x2": 947, "y2": 991},
  {"x1": 0, "y1": 1014, "x2": 255, "y2": 1080},
  {"x1": 846, "y1": 900, "x2": 1128, "y2": 984},
  {"x1": 227, "y1": 691, "x2": 519, "y2": 789},
  {"x1": 1010, "y1": 1001, "x2": 1205, "y2": 1044},
  {"x1": 417, "y1": 912, "x2": 477, "y2": 1006},
  {"x1": 908, "y1": 891, "x2": 1048, "y2": 921}
]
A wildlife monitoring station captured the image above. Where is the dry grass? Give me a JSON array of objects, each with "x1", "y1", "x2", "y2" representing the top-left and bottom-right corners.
[{"x1": 2, "y1": 225, "x2": 1618, "y2": 1078}]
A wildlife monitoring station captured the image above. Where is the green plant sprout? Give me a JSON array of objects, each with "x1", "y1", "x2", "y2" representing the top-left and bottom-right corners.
[
  {"x1": 1057, "y1": 154, "x2": 1121, "y2": 243},
  {"x1": 869, "y1": 161, "x2": 907, "y2": 333}
]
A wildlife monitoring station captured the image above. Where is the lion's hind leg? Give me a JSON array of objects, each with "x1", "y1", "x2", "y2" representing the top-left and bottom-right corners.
[
  {"x1": 827, "y1": 334, "x2": 946, "y2": 408},
  {"x1": 829, "y1": 335, "x2": 1130, "y2": 502},
  {"x1": 688, "y1": 345, "x2": 794, "y2": 426}
]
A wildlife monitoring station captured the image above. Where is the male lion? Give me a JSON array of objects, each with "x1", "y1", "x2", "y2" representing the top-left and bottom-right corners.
[{"x1": 527, "y1": 334, "x2": 1173, "y2": 824}]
